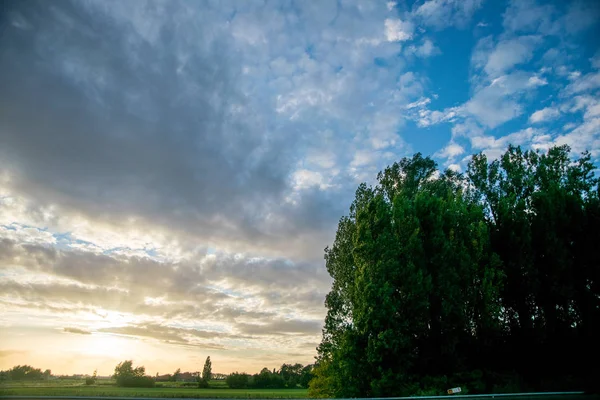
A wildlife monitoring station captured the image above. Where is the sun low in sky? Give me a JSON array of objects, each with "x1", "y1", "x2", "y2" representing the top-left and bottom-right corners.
[{"x1": 0, "y1": 0, "x2": 599, "y2": 376}]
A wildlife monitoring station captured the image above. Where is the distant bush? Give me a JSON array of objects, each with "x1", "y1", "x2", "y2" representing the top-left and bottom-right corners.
[
  {"x1": 197, "y1": 379, "x2": 209, "y2": 388},
  {"x1": 85, "y1": 378, "x2": 95, "y2": 385},
  {"x1": 250, "y1": 368, "x2": 285, "y2": 389},
  {"x1": 5, "y1": 365, "x2": 44, "y2": 381},
  {"x1": 226, "y1": 372, "x2": 250, "y2": 389},
  {"x1": 116, "y1": 376, "x2": 155, "y2": 388},
  {"x1": 180, "y1": 382, "x2": 197, "y2": 387}
]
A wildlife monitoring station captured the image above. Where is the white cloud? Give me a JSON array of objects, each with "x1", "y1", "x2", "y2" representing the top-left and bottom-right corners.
[
  {"x1": 0, "y1": 224, "x2": 57, "y2": 246},
  {"x1": 503, "y1": 0, "x2": 598, "y2": 36},
  {"x1": 406, "y1": 97, "x2": 431, "y2": 109},
  {"x1": 591, "y1": 52, "x2": 600, "y2": 69},
  {"x1": 305, "y1": 149, "x2": 337, "y2": 169},
  {"x1": 565, "y1": 72, "x2": 600, "y2": 94},
  {"x1": 416, "y1": 108, "x2": 459, "y2": 127},
  {"x1": 414, "y1": 0, "x2": 483, "y2": 29},
  {"x1": 384, "y1": 18, "x2": 414, "y2": 42},
  {"x1": 464, "y1": 87, "x2": 522, "y2": 129},
  {"x1": 584, "y1": 103, "x2": 600, "y2": 119},
  {"x1": 434, "y1": 142, "x2": 465, "y2": 165},
  {"x1": 484, "y1": 36, "x2": 542, "y2": 77},
  {"x1": 502, "y1": 0, "x2": 556, "y2": 34},
  {"x1": 527, "y1": 75, "x2": 548, "y2": 87},
  {"x1": 555, "y1": 118, "x2": 600, "y2": 157},
  {"x1": 451, "y1": 119, "x2": 485, "y2": 138},
  {"x1": 464, "y1": 72, "x2": 548, "y2": 128},
  {"x1": 470, "y1": 127, "x2": 539, "y2": 160},
  {"x1": 553, "y1": 94, "x2": 600, "y2": 157},
  {"x1": 292, "y1": 169, "x2": 330, "y2": 190},
  {"x1": 568, "y1": 71, "x2": 582, "y2": 81},
  {"x1": 529, "y1": 107, "x2": 560, "y2": 124},
  {"x1": 350, "y1": 150, "x2": 377, "y2": 168},
  {"x1": 406, "y1": 39, "x2": 441, "y2": 58}
]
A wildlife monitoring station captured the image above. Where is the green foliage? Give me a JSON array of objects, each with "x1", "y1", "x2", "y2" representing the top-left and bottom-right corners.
[
  {"x1": 299, "y1": 365, "x2": 314, "y2": 389},
  {"x1": 307, "y1": 362, "x2": 335, "y2": 398},
  {"x1": 198, "y1": 356, "x2": 212, "y2": 388},
  {"x1": 252, "y1": 368, "x2": 285, "y2": 389},
  {"x1": 226, "y1": 363, "x2": 312, "y2": 390},
  {"x1": 313, "y1": 146, "x2": 600, "y2": 397},
  {"x1": 113, "y1": 361, "x2": 154, "y2": 388},
  {"x1": 4, "y1": 365, "x2": 45, "y2": 381},
  {"x1": 197, "y1": 379, "x2": 209, "y2": 388},
  {"x1": 86, "y1": 369, "x2": 97, "y2": 385},
  {"x1": 226, "y1": 372, "x2": 250, "y2": 389},
  {"x1": 172, "y1": 368, "x2": 181, "y2": 382}
]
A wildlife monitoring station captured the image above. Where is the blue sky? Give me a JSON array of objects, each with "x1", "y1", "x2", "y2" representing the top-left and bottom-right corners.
[{"x1": 0, "y1": 0, "x2": 599, "y2": 375}]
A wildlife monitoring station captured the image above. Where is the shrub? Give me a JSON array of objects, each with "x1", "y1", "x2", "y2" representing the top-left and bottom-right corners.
[
  {"x1": 85, "y1": 377, "x2": 95, "y2": 385},
  {"x1": 197, "y1": 379, "x2": 209, "y2": 388},
  {"x1": 226, "y1": 372, "x2": 250, "y2": 389}
]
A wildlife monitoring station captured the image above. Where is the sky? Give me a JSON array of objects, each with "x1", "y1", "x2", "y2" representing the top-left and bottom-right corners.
[{"x1": 0, "y1": 0, "x2": 599, "y2": 376}]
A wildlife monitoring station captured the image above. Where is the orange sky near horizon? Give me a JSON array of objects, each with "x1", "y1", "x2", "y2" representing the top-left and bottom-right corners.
[{"x1": 0, "y1": 324, "x2": 316, "y2": 376}]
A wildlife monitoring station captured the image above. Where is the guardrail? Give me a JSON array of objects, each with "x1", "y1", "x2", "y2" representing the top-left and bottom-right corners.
[{"x1": 362, "y1": 392, "x2": 588, "y2": 400}]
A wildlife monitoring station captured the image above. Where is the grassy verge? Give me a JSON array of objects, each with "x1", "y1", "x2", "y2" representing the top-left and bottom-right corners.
[{"x1": 0, "y1": 386, "x2": 309, "y2": 399}]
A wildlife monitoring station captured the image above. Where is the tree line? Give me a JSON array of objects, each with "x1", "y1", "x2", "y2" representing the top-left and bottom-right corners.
[
  {"x1": 1, "y1": 357, "x2": 314, "y2": 390},
  {"x1": 226, "y1": 364, "x2": 314, "y2": 389},
  {"x1": 0, "y1": 365, "x2": 51, "y2": 381},
  {"x1": 310, "y1": 145, "x2": 599, "y2": 397}
]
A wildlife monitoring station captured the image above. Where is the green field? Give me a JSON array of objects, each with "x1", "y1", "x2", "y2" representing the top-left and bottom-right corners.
[{"x1": 0, "y1": 383, "x2": 309, "y2": 398}]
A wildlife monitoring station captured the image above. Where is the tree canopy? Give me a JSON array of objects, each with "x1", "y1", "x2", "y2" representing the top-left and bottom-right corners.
[
  {"x1": 113, "y1": 360, "x2": 154, "y2": 388},
  {"x1": 198, "y1": 356, "x2": 212, "y2": 388},
  {"x1": 310, "y1": 145, "x2": 599, "y2": 397}
]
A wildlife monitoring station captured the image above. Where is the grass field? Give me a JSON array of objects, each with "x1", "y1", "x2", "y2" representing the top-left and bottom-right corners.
[{"x1": 0, "y1": 384, "x2": 309, "y2": 398}]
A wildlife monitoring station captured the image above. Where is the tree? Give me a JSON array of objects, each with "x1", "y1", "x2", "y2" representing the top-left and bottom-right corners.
[
  {"x1": 113, "y1": 360, "x2": 154, "y2": 388},
  {"x1": 226, "y1": 372, "x2": 249, "y2": 389},
  {"x1": 313, "y1": 154, "x2": 503, "y2": 397},
  {"x1": 251, "y1": 367, "x2": 285, "y2": 389},
  {"x1": 7, "y1": 365, "x2": 43, "y2": 381},
  {"x1": 467, "y1": 145, "x2": 600, "y2": 390},
  {"x1": 114, "y1": 360, "x2": 145, "y2": 380},
  {"x1": 299, "y1": 364, "x2": 314, "y2": 388},
  {"x1": 85, "y1": 369, "x2": 96, "y2": 385},
  {"x1": 279, "y1": 363, "x2": 304, "y2": 388},
  {"x1": 312, "y1": 146, "x2": 599, "y2": 397},
  {"x1": 172, "y1": 368, "x2": 181, "y2": 382},
  {"x1": 198, "y1": 356, "x2": 211, "y2": 388}
]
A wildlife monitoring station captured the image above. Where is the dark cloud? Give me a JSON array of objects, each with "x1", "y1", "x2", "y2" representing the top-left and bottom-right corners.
[
  {"x1": 63, "y1": 327, "x2": 91, "y2": 335},
  {"x1": 97, "y1": 324, "x2": 227, "y2": 349},
  {"x1": 237, "y1": 319, "x2": 322, "y2": 336},
  {"x1": 0, "y1": 0, "x2": 340, "y2": 260},
  {"x1": 0, "y1": 239, "x2": 329, "y2": 306}
]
